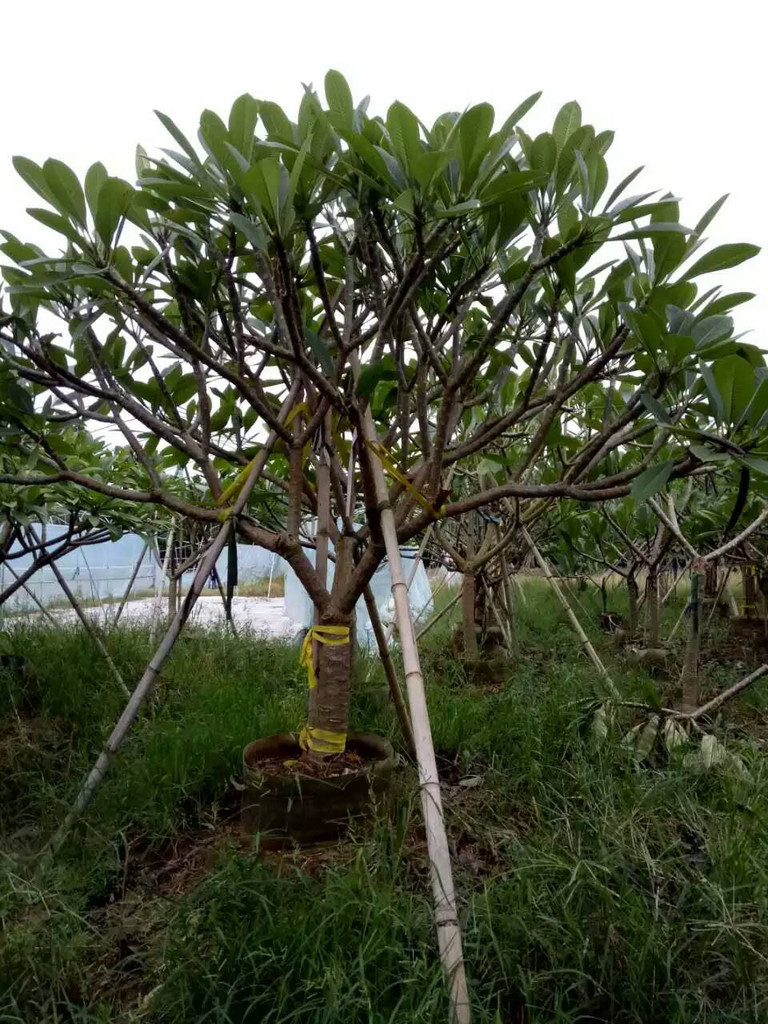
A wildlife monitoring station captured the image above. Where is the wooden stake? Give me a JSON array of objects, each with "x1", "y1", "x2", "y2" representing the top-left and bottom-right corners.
[
  {"x1": 416, "y1": 590, "x2": 462, "y2": 641},
  {"x1": 522, "y1": 527, "x2": 618, "y2": 698}
]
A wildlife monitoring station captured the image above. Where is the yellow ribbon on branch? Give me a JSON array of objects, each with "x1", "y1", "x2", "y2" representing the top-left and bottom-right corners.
[
  {"x1": 365, "y1": 439, "x2": 446, "y2": 519},
  {"x1": 215, "y1": 456, "x2": 259, "y2": 509},
  {"x1": 210, "y1": 402, "x2": 311, "y2": 512}
]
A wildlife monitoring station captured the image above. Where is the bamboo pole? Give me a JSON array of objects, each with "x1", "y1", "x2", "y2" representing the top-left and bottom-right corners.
[
  {"x1": 667, "y1": 600, "x2": 690, "y2": 643},
  {"x1": 28, "y1": 529, "x2": 130, "y2": 699},
  {"x1": 680, "y1": 570, "x2": 703, "y2": 712},
  {"x1": 113, "y1": 541, "x2": 149, "y2": 626},
  {"x1": 358, "y1": 396, "x2": 471, "y2": 1024},
  {"x1": 662, "y1": 561, "x2": 689, "y2": 605},
  {"x1": 44, "y1": 389, "x2": 295, "y2": 857},
  {"x1": 416, "y1": 590, "x2": 462, "y2": 641},
  {"x1": 704, "y1": 563, "x2": 734, "y2": 634},
  {"x1": 414, "y1": 571, "x2": 450, "y2": 626},
  {"x1": 362, "y1": 584, "x2": 417, "y2": 760},
  {"x1": 481, "y1": 577, "x2": 512, "y2": 649},
  {"x1": 384, "y1": 525, "x2": 433, "y2": 646},
  {"x1": 688, "y1": 663, "x2": 768, "y2": 721},
  {"x1": 2, "y1": 562, "x2": 57, "y2": 624},
  {"x1": 154, "y1": 527, "x2": 174, "y2": 636},
  {"x1": 522, "y1": 527, "x2": 619, "y2": 698}
]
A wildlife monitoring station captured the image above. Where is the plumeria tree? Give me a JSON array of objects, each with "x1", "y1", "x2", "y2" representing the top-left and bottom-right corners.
[{"x1": 0, "y1": 72, "x2": 761, "y2": 756}]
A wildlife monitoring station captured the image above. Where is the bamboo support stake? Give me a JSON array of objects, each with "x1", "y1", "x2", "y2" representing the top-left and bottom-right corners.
[
  {"x1": 481, "y1": 577, "x2": 512, "y2": 649},
  {"x1": 688, "y1": 663, "x2": 768, "y2": 721},
  {"x1": 704, "y1": 564, "x2": 734, "y2": 634},
  {"x1": 522, "y1": 527, "x2": 619, "y2": 698},
  {"x1": 30, "y1": 534, "x2": 130, "y2": 699},
  {"x1": 512, "y1": 572, "x2": 528, "y2": 605},
  {"x1": 667, "y1": 599, "x2": 690, "y2": 643},
  {"x1": 416, "y1": 590, "x2": 462, "y2": 641},
  {"x1": 414, "y1": 571, "x2": 450, "y2": 626},
  {"x1": 363, "y1": 584, "x2": 417, "y2": 760},
  {"x1": 113, "y1": 542, "x2": 149, "y2": 626},
  {"x1": 384, "y1": 525, "x2": 433, "y2": 646},
  {"x1": 2, "y1": 562, "x2": 57, "y2": 624},
  {"x1": 153, "y1": 527, "x2": 174, "y2": 636},
  {"x1": 44, "y1": 390, "x2": 295, "y2": 857},
  {"x1": 662, "y1": 561, "x2": 690, "y2": 605},
  {"x1": 358, "y1": 396, "x2": 471, "y2": 1024}
]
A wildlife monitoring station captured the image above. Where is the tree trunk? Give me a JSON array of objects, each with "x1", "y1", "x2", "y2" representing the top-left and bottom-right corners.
[
  {"x1": 627, "y1": 570, "x2": 639, "y2": 641},
  {"x1": 461, "y1": 570, "x2": 478, "y2": 659},
  {"x1": 306, "y1": 535, "x2": 356, "y2": 756},
  {"x1": 646, "y1": 566, "x2": 660, "y2": 648},
  {"x1": 306, "y1": 611, "x2": 353, "y2": 748},
  {"x1": 680, "y1": 571, "x2": 702, "y2": 711},
  {"x1": 704, "y1": 560, "x2": 719, "y2": 600}
]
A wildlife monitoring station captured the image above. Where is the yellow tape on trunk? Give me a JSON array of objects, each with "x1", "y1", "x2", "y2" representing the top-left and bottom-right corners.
[
  {"x1": 365, "y1": 439, "x2": 446, "y2": 518},
  {"x1": 299, "y1": 725, "x2": 346, "y2": 755},
  {"x1": 299, "y1": 625, "x2": 350, "y2": 690}
]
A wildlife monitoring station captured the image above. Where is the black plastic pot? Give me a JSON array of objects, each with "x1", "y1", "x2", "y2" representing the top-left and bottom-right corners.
[{"x1": 241, "y1": 732, "x2": 395, "y2": 845}]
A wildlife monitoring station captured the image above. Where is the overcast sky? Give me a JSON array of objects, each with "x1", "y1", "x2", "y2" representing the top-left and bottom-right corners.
[{"x1": 1, "y1": 0, "x2": 765, "y2": 343}]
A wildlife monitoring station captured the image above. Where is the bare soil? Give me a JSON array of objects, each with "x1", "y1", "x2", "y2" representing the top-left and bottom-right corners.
[{"x1": 252, "y1": 749, "x2": 366, "y2": 779}]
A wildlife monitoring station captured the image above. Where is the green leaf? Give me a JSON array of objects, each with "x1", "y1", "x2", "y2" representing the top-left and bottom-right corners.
[
  {"x1": 304, "y1": 329, "x2": 335, "y2": 376},
  {"x1": 95, "y1": 178, "x2": 134, "y2": 248},
  {"x1": 42, "y1": 159, "x2": 87, "y2": 226},
  {"x1": 324, "y1": 70, "x2": 353, "y2": 127},
  {"x1": 552, "y1": 101, "x2": 582, "y2": 151},
  {"x1": 712, "y1": 355, "x2": 755, "y2": 425},
  {"x1": 12, "y1": 156, "x2": 55, "y2": 205},
  {"x1": 173, "y1": 372, "x2": 199, "y2": 405},
  {"x1": 530, "y1": 132, "x2": 556, "y2": 177},
  {"x1": 700, "y1": 292, "x2": 754, "y2": 318},
  {"x1": 641, "y1": 394, "x2": 672, "y2": 424},
  {"x1": 154, "y1": 110, "x2": 203, "y2": 170},
  {"x1": 743, "y1": 456, "x2": 768, "y2": 476},
  {"x1": 230, "y1": 212, "x2": 267, "y2": 250},
  {"x1": 693, "y1": 194, "x2": 728, "y2": 238},
  {"x1": 387, "y1": 101, "x2": 422, "y2": 176},
  {"x1": 356, "y1": 358, "x2": 399, "y2": 398},
  {"x1": 664, "y1": 334, "x2": 695, "y2": 364},
  {"x1": 631, "y1": 460, "x2": 674, "y2": 502},
  {"x1": 457, "y1": 103, "x2": 494, "y2": 185},
  {"x1": 84, "y1": 162, "x2": 108, "y2": 222},
  {"x1": 500, "y1": 91, "x2": 542, "y2": 130},
  {"x1": 652, "y1": 199, "x2": 687, "y2": 280},
  {"x1": 689, "y1": 443, "x2": 729, "y2": 463},
  {"x1": 682, "y1": 242, "x2": 760, "y2": 281},
  {"x1": 228, "y1": 94, "x2": 260, "y2": 162},
  {"x1": 27, "y1": 207, "x2": 85, "y2": 246},
  {"x1": 615, "y1": 222, "x2": 690, "y2": 240}
]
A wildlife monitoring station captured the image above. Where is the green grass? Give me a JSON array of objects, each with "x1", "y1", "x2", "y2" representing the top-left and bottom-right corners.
[{"x1": 1, "y1": 582, "x2": 768, "y2": 1022}]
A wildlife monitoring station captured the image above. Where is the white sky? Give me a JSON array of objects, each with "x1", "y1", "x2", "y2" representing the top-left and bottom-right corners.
[{"x1": 1, "y1": 0, "x2": 765, "y2": 345}]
